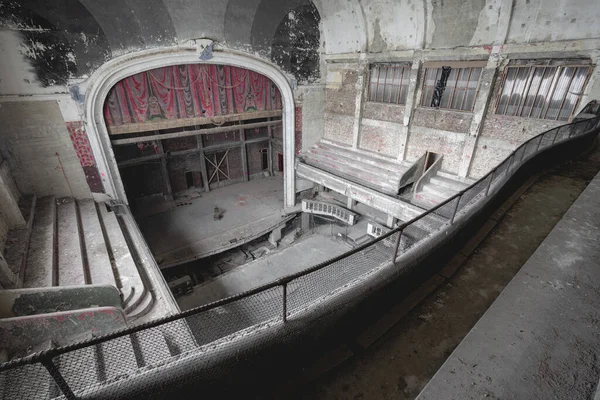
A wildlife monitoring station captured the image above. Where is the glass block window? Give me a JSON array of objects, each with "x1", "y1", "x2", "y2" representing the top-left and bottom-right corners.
[
  {"x1": 368, "y1": 64, "x2": 410, "y2": 105},
  {"x1": 495, "y1": 65, "x2": 591, "y2": 121},
  {"x1": 421, "y1": 66, "x2": 482, "y2": 111}
]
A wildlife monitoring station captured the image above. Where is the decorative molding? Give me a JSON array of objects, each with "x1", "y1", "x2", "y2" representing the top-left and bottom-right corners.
[{"x1": 81, "y1": 46, "x2": 296, "y2": 207}]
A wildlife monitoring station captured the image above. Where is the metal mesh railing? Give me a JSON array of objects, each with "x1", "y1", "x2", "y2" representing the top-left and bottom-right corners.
[{"x1": 1, "y1": 113, "x2": 599, "y2": 399}]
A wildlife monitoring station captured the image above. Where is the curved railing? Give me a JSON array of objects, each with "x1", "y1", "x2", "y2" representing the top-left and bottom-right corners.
[{"x1": 1, "y1": 107, "x2": 599, "y2": 399}]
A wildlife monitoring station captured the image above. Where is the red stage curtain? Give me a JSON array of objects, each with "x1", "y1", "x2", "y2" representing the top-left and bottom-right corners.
[{"x1": 104, "y1": 65, "x2": 283, "y2": 127}]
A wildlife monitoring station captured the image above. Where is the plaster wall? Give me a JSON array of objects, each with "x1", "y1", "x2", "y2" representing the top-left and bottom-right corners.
[{"x1": 0, "y1": 101, "x2": 91, "y2": 198}]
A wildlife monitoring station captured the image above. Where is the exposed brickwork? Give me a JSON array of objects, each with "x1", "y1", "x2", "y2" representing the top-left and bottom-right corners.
[
  {"x1": 247, "y1": 141, "x2": 267, "y2": 176},
  {"x1": 323, "y1": 113, "x2": 354, "y2": 145},
  {"x1": 168, "y1": 153, "x2": 203, "y2": 193},
  {"x1": 412, "y1": 108, "x2": 473, "y2": 133},
  {"x1": 163, "y1": 137, "x2": 197, "y2": 152},
  {"x1": 363, "y1": 102, "x2": 405, "y2": 123},
  {"x1": 325, "y1": 70, "x2": 358, "y2": 116},
  {"x1": 359, "y1": 123, "x2": 400, "y2": 157},
  {"x1": 406, "y1": 128, "x2": 467, "y2": 173}
]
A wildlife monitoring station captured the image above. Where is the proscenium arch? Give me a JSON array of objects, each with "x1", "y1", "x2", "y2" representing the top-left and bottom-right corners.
[{"x1": 83, "y1": 46, "x2": 296, "y2": 208}]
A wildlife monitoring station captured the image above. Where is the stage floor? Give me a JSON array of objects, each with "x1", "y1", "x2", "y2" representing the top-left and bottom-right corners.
[{"x1": 136, "y1": 177, "x2": 292, "y2": 268}]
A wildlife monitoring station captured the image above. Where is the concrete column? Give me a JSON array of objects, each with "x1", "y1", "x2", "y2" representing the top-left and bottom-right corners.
[
  {"x1": 399, "y1": 61, "x2": 422, "y2": 161},
  {"x1": 346, "y1": 196, "x2": 355, "y2": 210},
  {"x1": 457, "y1": 60, "x2": 500, "y2": 178},
  {"x1": 352, "y1": 61, "x2": 368, "y2": 149},
  {"x1": 301, "y1": 212, "x2": 310, "y2": 232},
  {"x1": 386, "y1": 214, "x2": 398, "y2": 228},
  {"x1": 457, "y1": 0, "x2": 512, "y2": 177}
]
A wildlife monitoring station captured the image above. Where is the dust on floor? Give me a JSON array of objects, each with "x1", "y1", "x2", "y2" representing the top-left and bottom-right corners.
[{"x1": 296, "y1": 147, "x2": 600, "y2": 400}]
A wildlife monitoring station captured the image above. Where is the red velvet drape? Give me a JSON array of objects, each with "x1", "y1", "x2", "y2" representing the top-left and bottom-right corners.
[{"x1": 104, "y1": 65, "x2": 282, "y2": 127}]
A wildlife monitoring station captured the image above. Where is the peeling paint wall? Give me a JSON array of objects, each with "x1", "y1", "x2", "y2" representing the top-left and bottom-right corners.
[{"x1": 0, "y1": 101, "x2": 91, "y2": 198}]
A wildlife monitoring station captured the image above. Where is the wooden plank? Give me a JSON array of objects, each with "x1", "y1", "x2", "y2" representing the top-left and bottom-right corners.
[
  {"x1": 56, "y1": 198, "x2": 85, "y2": 286},
  {"x1": 23, "y1": 196, "x2": 55, "y2": 288},
  {"x1": 78, "y1": 200, "x2": 116, "y2": 287},
  {"x1": 111, "y1": 120, "x2": 281, "y2": 146},
  {"x1": 108, "y1": 109, "x2": 282, "y2": 135}
]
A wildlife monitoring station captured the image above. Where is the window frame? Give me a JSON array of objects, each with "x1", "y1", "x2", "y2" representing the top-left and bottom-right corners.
[
  {"x1": 366, "y1": 63, "x2": 411, "y2": 106},
  {"x1": 419, "y1": 61, "x2": 486, "y2": 112},
  {"x1": 493, "y1": 63, "x2": 592, "y2": 122}
]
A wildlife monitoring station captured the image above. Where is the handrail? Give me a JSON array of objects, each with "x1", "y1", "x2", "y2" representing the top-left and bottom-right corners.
[{"x1": 1, "y1": 108, "x2": 599, "y2": 400}]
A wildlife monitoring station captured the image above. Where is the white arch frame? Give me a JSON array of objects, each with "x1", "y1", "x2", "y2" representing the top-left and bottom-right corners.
[{"x1": 83, "y1": 46, "x2": 296, "y2": 208}]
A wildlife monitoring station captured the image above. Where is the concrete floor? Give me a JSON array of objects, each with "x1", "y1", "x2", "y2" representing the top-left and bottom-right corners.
[
  {"x1": 417, "y1": 166, "x2": 600, "y2": 398},
  {"x1": 136, "y1": 177, "x2": 291, "y2": 268},
  {"x1": 295, "y1": 145, "x2": 600, "y2": 399},
  {"x1": 177, "y1": 233, "x2": 352, "y2": 310}
]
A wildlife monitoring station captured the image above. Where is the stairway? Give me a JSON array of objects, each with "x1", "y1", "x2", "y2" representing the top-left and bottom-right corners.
[
  {"x1": 413, "y1": 171, "x2": 474, "y2": 209},
  {"x1": 2, "y1": 196, "x2": 153, "y2": 319},
  {"x1": 301, "y1": 140, "x2": 412, "y2": 195},
  {"x1": 0, "y1": 195, "x2": 198, "y2": 398}
]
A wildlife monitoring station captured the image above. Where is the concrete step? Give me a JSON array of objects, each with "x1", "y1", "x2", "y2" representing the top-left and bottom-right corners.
[
  {"x1": 56, "y1": 198, "x2": 85, "y2": 286},
  {"x1": 79, "y1": 199, "x2": 117, "y2": 288},
  {"x1": 23, "y1": 196, "x2": 56, "y2": 288},
  {"x1": 437, "y1": 171, "x2": 476, "y2": 184},
  {"x1": 309, "y1": 146, "x2": 406, "y2": 177},
  {"x1": 3, "y1": 196, "x2": 36, "y2": 288},
  {"x1": 98, "y1": 205, "x2": 148, "y2": 313},
  {"x1": 126, "y1": 286, "x2": 155, "y2": 321},
  {"x1": 413, "y1": 190, "x2": 447, "y2": 209},
  {"x1": 304, "y1": 152, "x2": 399, "y2": 189},
  {"x1": 0, "y1": 306, "x2": 128, "y2": 360},
  {"x1": 422, "y1": 183, "x2": 459, "y2": 199},
  {"x1": 430, "y1": 175, "x2": 469, "y2": 192},
  {"x1": 319, "y1": 140, "x2": 407, "y2": 173},
  {"x1": 301, "y1": 157, "x2": 399, "y2": 195},
  {"x1": 304, "y1": 153, "x2": 400, "y2": 188},
  {"x1": 0, "y1": 285, "x2": 122, "y2": 317}
]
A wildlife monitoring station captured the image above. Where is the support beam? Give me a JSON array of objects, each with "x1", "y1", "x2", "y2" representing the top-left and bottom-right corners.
[
  {"x1": 400, "y1": 61, "x2": 422, "y2": 161},
  {"x1": 111, "y1": 120, "x2": 282, "y2": 146},
  {"x1": 240, "y1": 124, "x2": 248, "y2": 181},
  {"x1": 156, "y1": 139, "x2": 173, "y2": 201},
  {"x1": 197, "y1": 133, "x2": 210, "y2": 193},
  {"x1": 352, "y1": 62, "x2": 368, "y2": 149},
  {"x1": 458, "y1": 61, "x2": 500, "y2": 177},
  {"x1": 108, "y1": 109, "x2": 283, "y2": 135}
]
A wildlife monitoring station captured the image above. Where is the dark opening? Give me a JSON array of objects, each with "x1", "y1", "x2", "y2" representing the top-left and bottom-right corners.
[
  {"x1": 261, "y1": 148, "x2": 269, "y2": 170},
  {"x1": 424, "y1": 151, "x2": 439, "y2": 170},
  {"x1": 278, "y1": 153, "x2": 284, "y2": 172},
  {"x1": 185, "y1": 171, "x2": 194, "y2": 189}
]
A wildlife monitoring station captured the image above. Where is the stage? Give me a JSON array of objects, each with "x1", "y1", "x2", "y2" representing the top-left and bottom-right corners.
[{"x1": 136, "y1": 177, "x2": 293, "y2": 269}]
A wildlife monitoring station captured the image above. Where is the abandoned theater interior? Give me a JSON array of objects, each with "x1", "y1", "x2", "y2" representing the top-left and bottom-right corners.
[{"x1": 1, "y1": 0, "x2": 600, "y2": 398}]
